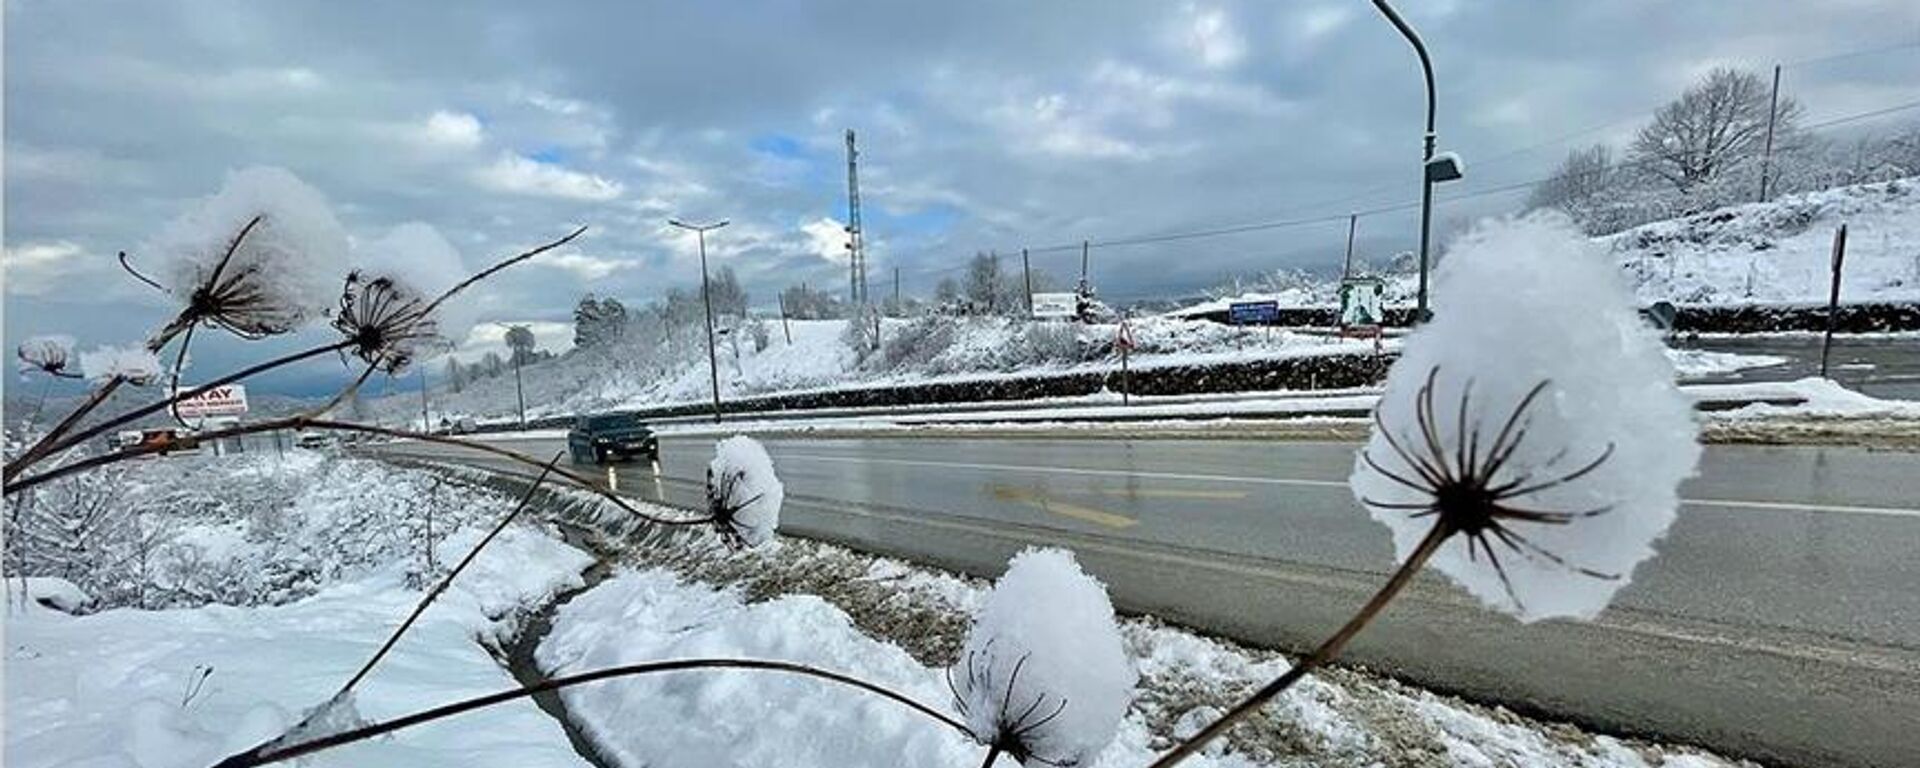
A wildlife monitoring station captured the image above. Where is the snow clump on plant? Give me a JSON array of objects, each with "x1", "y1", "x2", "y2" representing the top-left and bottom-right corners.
[
  {"x1": 17, "y1": 335, "x2": 78, "y2": 377},
  {"x1": 949, "y1": 547, "x2": 1135, "y2": 766},
  {"x1": 145, "y1": 166, "x2": 349, "y2": 338},
  {"x1": 80, "y1": 345, "x2": 165, "y2": 385},
  {"x1": 1350, "y1": 212, "x2": 1700, "y2": 622},
  {"x1": 705, "y1": 435, "x2": 784, "y2": 548}
]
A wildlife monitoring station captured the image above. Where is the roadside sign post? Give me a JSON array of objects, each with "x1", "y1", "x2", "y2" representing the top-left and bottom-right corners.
[
  {"x1": 1338, "y1": 277, "x2": 1386, "y2": 353},
  {"x1": 1115, "y1": 315, "x2": 1135, "y2": 406},
  {"x1": 1820, "y1": 223, "x2": 1848, "y2": 379},
  {"x1": 1031, "y1": 292, "x2": 1077, "y2": 321},
  {"x1": 1227, "y1": 300, "x2": 1280, "y2": 326}
]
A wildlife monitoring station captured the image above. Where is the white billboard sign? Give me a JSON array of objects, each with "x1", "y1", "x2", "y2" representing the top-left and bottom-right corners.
[
  {"x1": 175, "y1": 384, "x2": 249, "y2": 419},
  {"x1": 1031, "y1": 292, "x2": 1077, "y2": 320}
]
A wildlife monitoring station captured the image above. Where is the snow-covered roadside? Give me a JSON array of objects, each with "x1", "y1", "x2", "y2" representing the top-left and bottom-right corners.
[
  {"x1": 4, "y1": 452, "x2": 600, "y2": 768},
  {"x1": 5, "y1": 527, "x2": 593, "y2": 768},
  {"x1": 531, "y1": 521, "x2": 1750, "y2": 768}
]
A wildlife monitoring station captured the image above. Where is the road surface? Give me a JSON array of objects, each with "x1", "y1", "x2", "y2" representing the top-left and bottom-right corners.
[
  {"x1": 372, "y1": 432, "x2": 1920, "y2": 768},
  {"x1": 1684, "y1": 335, "x2": 1920, "y2": 400}
]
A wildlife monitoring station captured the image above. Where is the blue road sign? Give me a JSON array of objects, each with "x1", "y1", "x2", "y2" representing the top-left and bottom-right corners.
[{"x1": 1228, "y1": 300, "x2": 1280, "y2": 325}]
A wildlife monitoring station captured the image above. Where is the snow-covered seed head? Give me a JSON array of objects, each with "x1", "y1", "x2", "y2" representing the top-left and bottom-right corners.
[
  {"x1": 16, "y1": 335, "x2": 79, "y2": 378},
  {"x1": 948, "y1": 548, "x2": 1134, "y2": 766},
  {"x1": 331, "y1": 271, "x2": 448, "y2": 374},
  {"x1": 79, "y1": 345, "x2": 165, "y2": 385},
  {"x1": 1351, "y1": 214, "x2": 1700, "y2": 622},
  {"x1": 146, "y1": 167, "x2": 350, "y2": 339},
  {"x1": 705, "y1": 435, "x2": 783, "y2": 549}
]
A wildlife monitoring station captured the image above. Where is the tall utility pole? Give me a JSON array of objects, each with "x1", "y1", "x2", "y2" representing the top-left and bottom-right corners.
[
  {"x1": 844, "y1": 129, "x2": 869, "y2": 308},
  {"x1": 892, "y1": 267, "x2": 900, "y2": 310},
  {"x1": 1342, "y1": 213, "x2": 1358, "y2": 279},
  {"x1": 1759, "y1": 63, "x2": 1782, "y2": 203},
  {"x1": 1022, "y1": 248, "x2": 1034, "y2": 315},
  {"x1": 668, "y1": 218, "x2": 730, "y2": 422},
  {"x1": 1079, "y1": 240, "x2": 1091, "y2": 293},
  {"x1": 417, "y1": 365, "x2": 430, "y2": 432}
]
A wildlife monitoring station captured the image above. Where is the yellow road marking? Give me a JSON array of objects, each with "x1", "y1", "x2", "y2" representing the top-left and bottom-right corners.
[
  {"x1": 1087, "y1": 488, "x2": 1247, "y2": 500},
  {"x1": 990, "y1": 485, "x2": 1138, "y2": 528}
]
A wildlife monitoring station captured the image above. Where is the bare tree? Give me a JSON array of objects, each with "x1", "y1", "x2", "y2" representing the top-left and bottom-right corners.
[
  {"x1": 1528, "y1": 144, "x2": 1618, "y2": 214},
  {"x1": 1629, "y1": 67, "x2": 1801, "y2": 194}
]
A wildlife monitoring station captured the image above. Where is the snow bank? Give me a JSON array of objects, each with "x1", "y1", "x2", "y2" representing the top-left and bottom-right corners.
[
  {"x1": 706, "y1": 435, "x2": 784, "y2": 548},
  {"x1": 952, "y1": 548, "x2": 1135, "y2": 765},
  {"x1": 5, "y1": 576, "x2": 93, "y2": 613},
  {"x1": 536, "y1": 569, "x2": 981, "y2": 767},
  {"x1": 4, "y1": 526, "x2": 592, "y2": 768},
  {"x1": 1353, "y1": 214, "x2": 1701, "y2": 621}
]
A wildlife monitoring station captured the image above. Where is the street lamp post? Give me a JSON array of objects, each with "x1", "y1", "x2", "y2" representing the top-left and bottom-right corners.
[
  {"x1": 668, "y1": 218, "x2": 730, "y2": 423},
  {"x1": 1369, "y1": 0, "x2": 1462, "y2": 322}
]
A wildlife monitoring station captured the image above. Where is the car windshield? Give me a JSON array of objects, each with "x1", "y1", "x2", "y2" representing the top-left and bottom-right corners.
[{"x1": 587, "y1": 415, "x2": 640, "y2": 431}]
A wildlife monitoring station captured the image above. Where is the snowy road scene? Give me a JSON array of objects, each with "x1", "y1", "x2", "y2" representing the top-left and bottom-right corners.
[{"x1": 6, "y1": 3, "x2": 1919, "y2": 768}]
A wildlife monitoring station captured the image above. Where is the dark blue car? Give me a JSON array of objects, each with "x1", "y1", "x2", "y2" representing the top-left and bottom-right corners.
[{"x1": 566, "y1": 413, "x2": 658, "y2": 464}]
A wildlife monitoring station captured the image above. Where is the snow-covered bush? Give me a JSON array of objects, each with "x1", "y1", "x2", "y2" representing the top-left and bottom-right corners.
[
  {"x1": 146, "y1": 166, "x2": 350, "y2": 338},
  {"x1": 705, "y1": 436, "x2": 783, "y2": 549},
  {"x1": 950, "y1": 548, "x2": 1134, "y2": 765},
  {"x1": 1352, "y1": 213, "x2": 1701, "y2": 621}
]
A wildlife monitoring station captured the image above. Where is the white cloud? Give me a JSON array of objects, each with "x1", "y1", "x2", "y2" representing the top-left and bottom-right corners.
[
  {"x1": 4, "y1": 240, "x2": 97, "y2": 296},
  {"x1": 1006, "y1": 93, "x2": 1151, "y2": 160},
  {"x1": 419, "y1": 110, "x2": 484, "y2": 149},
  {"x1": 1294, "y1": 5, "x2": 1354, "y2": 44},
  {"x1": 472, "y1": 152, "x2": 623, "y2": 201},
  {"x1": 532, "y1": 249, "x2": 634, "y2": 280},
  {"x1": 1182, "y1": 5, "x2": 1246, "y2": 69},
  {"x1": 801, "y1": 217, "x2": 850, "y2": 262}
]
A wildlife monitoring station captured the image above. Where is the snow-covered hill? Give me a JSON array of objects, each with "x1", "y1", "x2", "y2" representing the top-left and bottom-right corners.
[
  {"x1": 1176, "y1": 177, "x2": 1920, "y2": 315},
  {"x1": 1610, "y1": 178, "x2": 1919, "y2": 305}
]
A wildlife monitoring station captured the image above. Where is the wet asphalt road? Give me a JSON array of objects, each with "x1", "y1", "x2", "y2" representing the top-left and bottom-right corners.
[
  {"x1": 374, "y1": 433, "x2": 1920, "y2": 768},
  {"x1": 1681, "y1": 335, "x2": 1920, "y2": 400}
]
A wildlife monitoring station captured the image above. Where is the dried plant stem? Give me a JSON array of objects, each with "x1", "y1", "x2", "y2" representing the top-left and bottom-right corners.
[
  {"x1": 20, "y1": 340, "x2": 355, "y2": 471},
  {"x1": 1148, "y1": 522, "x2": 1451, "y2": 767},
  {"x1": 338, "y1": 452, "x2": 563, "y2": 695},
  {"x1": 978, "y1": 745, "x2": 1003, "y2": 768},
  {"x1": 6, "y1": 418, "x2": 711, "y2": 529},
  {"x1": 211, "y1": 658, "x2": 972, "y2": 768}
]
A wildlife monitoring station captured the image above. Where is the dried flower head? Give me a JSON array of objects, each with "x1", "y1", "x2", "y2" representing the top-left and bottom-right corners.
[
  {"x1": 144, "y1": 167, "x2": 349, "y2": 339},
  {"x1": 1350, "y1": 214, "x2": 1699, "y2": 621},
  {"x1": 331, "y1": 271, "x2": 447, "y2": 374},
  {"x1": 704, "y1": 436, "x2": 783, "y2": 548},
  {"x1": 17, "y1": 335, "x2": 79, "y2": 378},
  {"x1": 79, "y1": 345, "x2": 164, "y2": 386},
  {"x1": 949, "y1": 548, "x2": 1133, "y2": 766}
]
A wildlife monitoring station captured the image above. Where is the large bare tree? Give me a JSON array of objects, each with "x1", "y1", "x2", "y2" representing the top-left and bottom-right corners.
[{"x1": 1629, "y1": 67, "x2": 1801, "y2": 193}]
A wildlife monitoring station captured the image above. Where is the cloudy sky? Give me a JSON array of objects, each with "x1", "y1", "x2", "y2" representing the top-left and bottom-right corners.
[{"x1": 5, "y1": 0, "x2": 1917, "y2": 396}]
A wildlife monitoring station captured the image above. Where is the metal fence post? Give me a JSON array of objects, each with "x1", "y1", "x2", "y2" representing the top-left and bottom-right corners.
[{"x1": 1820, "y1": 223, "x2": 1847, "y2": 378}]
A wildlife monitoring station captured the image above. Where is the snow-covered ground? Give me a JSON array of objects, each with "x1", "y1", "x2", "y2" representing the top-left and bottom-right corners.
[
  {"x1": 535, "y1": 502, "x2": 1751, "y2": 768},
  {"x1": 6, "y1": 442, "x2": 1761, "y2": 767},
  {"x1": 5, "y1": 453, "x2": 595, "y2": 768}
]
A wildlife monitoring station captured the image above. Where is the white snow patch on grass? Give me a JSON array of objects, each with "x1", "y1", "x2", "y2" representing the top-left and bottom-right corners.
[{"x1": 5, "y1": 526, "x2": 593, "y2": 768}]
